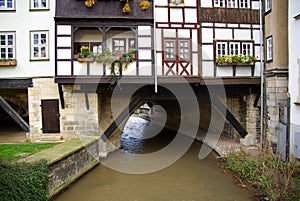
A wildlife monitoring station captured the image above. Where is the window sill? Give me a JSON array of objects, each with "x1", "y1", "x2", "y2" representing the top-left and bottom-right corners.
[
  {"x1": 216, "y1": 62, "x2": 255, "y2": 66},
  {"x1": 0, "y1": 60, "x2": 17, "y2": 67}
]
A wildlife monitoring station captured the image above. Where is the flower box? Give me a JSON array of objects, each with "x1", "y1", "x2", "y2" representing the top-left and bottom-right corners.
[
  {"x1": 0, "y1": 60, "x2": 17, "y2": 67},
  {"x1": 216, "y1": 62, "x2": 254, "y2": 66},
  {"x1": 77, "y1": 57, "x2": 95, "y2": 62}
]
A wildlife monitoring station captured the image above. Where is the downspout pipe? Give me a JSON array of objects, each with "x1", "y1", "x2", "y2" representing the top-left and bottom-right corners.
[{"x1": 259, "y1": 0, "x2": 265, "y2": 148}]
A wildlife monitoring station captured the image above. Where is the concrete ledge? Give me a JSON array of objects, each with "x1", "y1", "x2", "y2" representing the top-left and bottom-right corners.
[
  {"x1": 25, "y1": 137, "x2": 99, "y2": 165},
  {"x1": 24, "y1": 136, "x2": 100, "y2": 198}
]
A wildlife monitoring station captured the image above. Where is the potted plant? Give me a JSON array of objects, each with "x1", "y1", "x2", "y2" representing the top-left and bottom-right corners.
[{"x1": 77, "y1": 46, "x2": 94, "y2": 62}]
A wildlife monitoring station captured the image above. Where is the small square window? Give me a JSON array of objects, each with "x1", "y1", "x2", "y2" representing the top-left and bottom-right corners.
[{"x1": 214, "y1": 0, "x2": 225, "y2": 8}]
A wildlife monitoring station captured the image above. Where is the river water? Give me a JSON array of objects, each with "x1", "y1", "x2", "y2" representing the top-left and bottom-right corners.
[{"x1": 53, "y1": 116, "x2": 255, "y2": 201}]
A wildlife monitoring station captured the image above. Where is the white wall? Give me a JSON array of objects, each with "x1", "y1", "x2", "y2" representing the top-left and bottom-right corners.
[
  {"x1": 0, "y1": 1, "x2": 55, "y2": 78},
  {"x1": 288, "y1": 0, "x2": 300, "y2": 156}
]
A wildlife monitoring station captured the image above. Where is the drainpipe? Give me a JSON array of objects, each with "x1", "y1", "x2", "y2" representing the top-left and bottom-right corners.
[
  {"x1": 286, "y1": 93, "x2": 291, "y2": 162},
  {"x1": 259, "y1": 0, "x2": 265, "y2": 148},
  {"x1": 153, "y1": 2, "x2": 158, "y2": 93}
]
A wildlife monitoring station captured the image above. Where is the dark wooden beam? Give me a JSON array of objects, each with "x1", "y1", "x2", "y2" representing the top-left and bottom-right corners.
[
  {"x1": 58, "y1": 84, "x2": 65, "y2": 109},
  {"x1": 211, "y1": 95, "x2": 248, "y2": 138},
  {"x1": 55, "y1": 76, "x2": 261, "y2": 85},
  {"x1": 0, "y1": 79, "x2": 32, "y2": 89},
  {"x1": 0, "y1": 96, "x2": 29, "y2": 132}
]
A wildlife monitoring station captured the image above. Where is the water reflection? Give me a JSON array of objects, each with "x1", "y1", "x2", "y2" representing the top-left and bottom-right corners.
[{"x1": 53, "y1": 115, "x2": 255, "y2": 201}]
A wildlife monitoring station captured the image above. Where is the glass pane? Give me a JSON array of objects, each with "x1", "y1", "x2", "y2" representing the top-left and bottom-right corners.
[
  {"x1": 34, "y1": 34, "x2": 39, "y2": 44},
  {"x1": 0, "y1": 0, "x2": 5, "y2": 8},
  {"x1": 1, "y1": 48, "x2": 5, "y2": 58},
  {"x1": 7, "y1": 0, "x2": 12, "y2": 8},
  {"x1": 34, "y1": 47, "x2": 39, "y2": 57},
  {"x1": 7, "y1": 35, "x2": 13, "y2": 45},
  {"x1": 41, "y1": 47, "x2": 46, "y2": 57},
  {"x1": 34, "y1": 0, "x2": 39, "y2": 8},
  {"x1": 41, "y1": 34, "x2": 47, "y2": 44},
  {"x1": 8, "y1": 48, "x2": 13, "y2": 58},
  {"x1": 42, "y1": 0, "x2": 47, "y2": 8},
  {"x1": 0, "y1": 35, "x2": 5, "y2": 45},
  {"x1": 119, "y1": 40, "x2": 124, "y2": 46}
]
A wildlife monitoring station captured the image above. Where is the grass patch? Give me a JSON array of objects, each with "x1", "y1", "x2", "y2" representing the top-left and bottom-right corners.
[{"x1": 0, "y1": 142, "x2": 60, "y2": 160}]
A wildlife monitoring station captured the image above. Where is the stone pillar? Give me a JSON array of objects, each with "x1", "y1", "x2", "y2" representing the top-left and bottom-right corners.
[
  {"x1": 97, "y1": 93, "x2": 132, "y2": 157},
  {"x1": 241, "y1": 93, "x2": 260, "y2": 146}
]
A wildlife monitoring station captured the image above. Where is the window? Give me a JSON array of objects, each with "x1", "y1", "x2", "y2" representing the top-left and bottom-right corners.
[
  {"x1": 239, "y1": 0, "x2": 250, "y2": 8},
  {"x1": 265, "y1": 0, "x2": 271, "y2": 13},
  {"x1": 216, "y1": 42, "x2": 228, "y2": 57},
  {"x1": 215, "y1": 40, "x2": 255, "y2": 60},
  {"x1": 164, "y1": 39, "x2": 190, "y2": 61},
  {"x1": 0, "y1": 0, "x2": 14, "y2": 10},
  {"x1": 227, "y1": 0, "x2": 237, "y2": 8},
  {"x1": 112, "y1": 38, "x2": 126, "y2": 54},
  {"x1": 0, "y1": 32, "x2": 15, "y2": 59},
  {"x1": 266, "y1": 36, "x2": 273, "y2": 62},
  {"x1": 165, "y1": 40, "x2": 176, "y2": 60},
  {"x1": 242, "y1": 42, "x2": 252, "y2": 56},
  {"x1": 179, "y1": 40, "x2": 190, "y2": 60},
  {"x1": 128, "y1": 38, "x2": 136, "y2": 50},
  {"x1": 31, "y1": 0, "x2": 49, "y2": 10},
  {"x1": 30, "y1": 31, "x2": 49, "y2": 60},
  {"x1": 229, "y1": 42, "x2": 240, "y2": 55},
  {"x1": 215, "y1": 0, "x2": 225, "y2": 8}
]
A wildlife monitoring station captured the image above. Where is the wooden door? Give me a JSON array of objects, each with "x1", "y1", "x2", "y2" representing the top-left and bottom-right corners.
[{"x1": 41, "y1": 99, "x2": 60, "y2": 133}]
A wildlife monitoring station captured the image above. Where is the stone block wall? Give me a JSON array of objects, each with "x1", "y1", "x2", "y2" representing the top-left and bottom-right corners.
[
  {"x1": 265, "y1": 75, "x2": 288, "y2": 145},
  {"x1": 27, "y1": 78, "x2": 99, "y2": 142},
  {"x1": 24, "y1": 137, "x2": 99, "y2": 198}
]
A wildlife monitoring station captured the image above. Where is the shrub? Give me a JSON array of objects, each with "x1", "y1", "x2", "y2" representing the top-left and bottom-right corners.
[
  {"x1": 224, "y1": 150, "x2": 300, "y2": 201},
  {"x1": 0, "y1": 159, "x2": 49, "y2": 201}
]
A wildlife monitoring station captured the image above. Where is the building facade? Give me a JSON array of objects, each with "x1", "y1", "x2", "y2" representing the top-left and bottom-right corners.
[
  {"x1": 288, "y1": 0, "x2": 300, "y2": 159},
  {"x1": 0, "y1": 1, "x2": 263, "y2": 152}
]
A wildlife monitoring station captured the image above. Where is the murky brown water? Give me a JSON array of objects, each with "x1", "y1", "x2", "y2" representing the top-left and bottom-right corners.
[{"x1": 53, "y1": 116, "x2": 255, "y2": 201}]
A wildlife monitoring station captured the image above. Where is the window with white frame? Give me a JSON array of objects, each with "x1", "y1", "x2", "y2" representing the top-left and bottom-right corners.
[
  {"x1": 216, "y1": 40, "x2": 254, "y2": 61},
  {"x1": 31, "y1": 0, "x2": 49, "y2": 10},
  {"x1": 178, "y1": 40, "x2": 190, "y2": 60},
  {"x1": 242, "y1": 42, "x2": 253, "y2": 56},
  {"x1": 164, "y1": 40, "x2": 191, "y2": 61},
  {"x1": 265, "y1": 0, "x2": 271, "y2": 13},
  {"x1": 229, "y1": 42, "x2": 240, "y2": 55},
  {"x1": 227, "y1": 0, "x2": 238, "y2": 8},
  {"x1": 239, "y1": 0, "x2": 250, "y2": 8},
  {"x1": 112, "y1": 38, "x2": 126, "y2": 54},
  {"x1": 165, "y1": 40, "x2": 176, "y2": 60},
  {"x1": 214, "y1": 0, "x2": 225, "y2": 8},
  {"x1": 266, "y1": 36, "x2": 273, "y2": 62},
  {"x1": 0, "y1": 32, "x2": 15, "y2": 59},
  {"x1": 216, "y1": 42, "x2": 228, "y2": 57},
  {"x1": 30, "y1": 31, "x2": 49, "y2": 60},
  {"x1": 0, "y1": 0, "x2": 14, "y2": 10}
]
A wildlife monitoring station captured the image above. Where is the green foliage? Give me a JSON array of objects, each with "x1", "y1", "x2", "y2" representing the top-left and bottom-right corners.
[
  {"x1": 224, "y1": 150, "x2": 300, "y2": 201},
  {"x1": 0, "y1": 159, "x2": 49, "y2": 201},
  {"x1": 216, "y1": 55, "x2": 257, "y2": 64},
  {"x1": 0, "y1": 142, "x2": 60, "y2": 160}
]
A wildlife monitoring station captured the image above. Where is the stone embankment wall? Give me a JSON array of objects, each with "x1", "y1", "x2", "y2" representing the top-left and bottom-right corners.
[{"x1": 24, "y1": 137, "x2": 99, "y2": 198}]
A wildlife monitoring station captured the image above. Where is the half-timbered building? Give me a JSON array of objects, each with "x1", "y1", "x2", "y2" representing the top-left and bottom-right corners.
[{"x1": 0, "y1": 0, "x2": 263, "y2": 151}]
